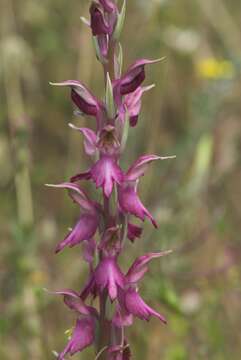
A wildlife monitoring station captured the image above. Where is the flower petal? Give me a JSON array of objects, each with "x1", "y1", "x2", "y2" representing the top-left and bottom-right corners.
[
  {"x1": 55, "y1": 213, "x2": 99, "y2": 253},
  {"x1": 127, "y1": 222, "x2": 142, "y2": 243},
  {"x1": 125, "y1": 154, "x2": 175, "y2": 182},
  {"x1": 113, "y1": 303, "x2": 133, "y2": 328},
  {"x1": 124, "y1": 288, "x2": 166, "y2": 324},
  {"x1": 50, "y1": 80, "x2": 101, "y2": 116},
  {"x1": 94, "y1": 257, "x2": 125, "y2": 301},
  {"x1": 52, "y1": 289, "x2": 97, "y2": 316},
  {"x1": 91, "y1": 156, "x2": 123, "y2": 197},
  {"x1": 45, "y1": 182, "x2": 95, "y2": 212},
  {"x1": 118, "y1": 184, "x2": 157, "y2": 227},
  {"x1": 99, "y1": 0, "x2": 117, "y2": 13},
  {"x1": 90, "y1": 2, "x2": 110, "y2": 36},
  {"x1": 68, "y1": 124, "x2": 97, "y2": 156},
  {"x1": 124, "y1": 85, "x2": 155, "y2": 127},
  {"x1": 58, "y1": 318, "x2": 95, "y2": 359},
  {"x1": 116, "y1": 58, "x2": 163, "y2": 95},
  {"x1": 126, "y1": 251, "x2": 172, "y2": 284}
]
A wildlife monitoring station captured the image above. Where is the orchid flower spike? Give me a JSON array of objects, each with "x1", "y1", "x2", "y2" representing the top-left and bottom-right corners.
[{"x1": 47, "y1": 1, "x2": 175, "y2": 358}]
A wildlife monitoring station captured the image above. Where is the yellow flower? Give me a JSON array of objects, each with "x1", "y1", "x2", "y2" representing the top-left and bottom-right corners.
[{"x1": 196, "y1": 58, "x2": 234, "y2": 79}]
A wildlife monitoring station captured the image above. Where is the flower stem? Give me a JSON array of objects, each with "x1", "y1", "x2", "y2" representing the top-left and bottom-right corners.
[
  {"x1": 98, "y1": 35, "x2": 118, "y2": 359},
  {"x1": 98, "y1": 292, "x2": 109, "y2": 359}
]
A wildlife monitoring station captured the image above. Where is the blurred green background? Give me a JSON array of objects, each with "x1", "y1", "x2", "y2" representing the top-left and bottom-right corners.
[{"x1": 1, "y1": 0, "x2": 241, "y2": 359}]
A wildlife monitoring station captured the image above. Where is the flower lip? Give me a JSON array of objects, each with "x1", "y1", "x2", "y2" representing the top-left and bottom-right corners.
[
  {"x1": 90, "y1": 155, "x2": 123, "y2": 197},
  {"x1": 94, "y1": 257, "x2": 125, "y2": 301},
  {"x1": 97, "y1": 125, "x2": 120, "y2": 154}
]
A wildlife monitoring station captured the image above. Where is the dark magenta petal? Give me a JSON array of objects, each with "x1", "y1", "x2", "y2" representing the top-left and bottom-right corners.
[
  {"x1": 129, "y1": 115, "x2": 138, "y2": 127},
  {"x1": 90, "y1": 3, "x2": 110, "y2": 36},
  {"x1": 117, "y1": 59, "x2": 162, "y2": 95},
  {"x1": 70, "y1": 171, "x2": 92, "y2": 183},
  {"x1": 50, "y1": 80, "x2": 101, "y2": 116},
  {"x1": 58, "y1": 318, "x2": 95, "y2": 359},
  {"x1": 127, "y1": 222, "x2": 143, "y2": 243},
  {"x1": 71, "y1": 89, "x2": 98, "y2": 116},
  {"x1": 120, "y1": 68, "x2": 145, "y2": 95}
]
